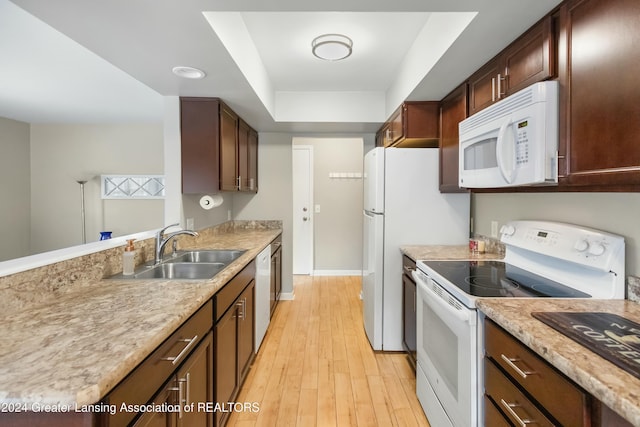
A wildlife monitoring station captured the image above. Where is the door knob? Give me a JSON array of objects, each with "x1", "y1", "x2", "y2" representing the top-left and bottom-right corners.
[
  {"x1": 303, "y1": 217, "x2": 308, "y2": 221},
  {"x1": 303, "y1": 207, "x2": 308, "y2": 212}
]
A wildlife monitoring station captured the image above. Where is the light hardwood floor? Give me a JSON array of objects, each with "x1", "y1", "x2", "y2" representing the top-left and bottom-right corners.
[{"x1": 227, "y1": 275, "x2": 431, "y2": 427}]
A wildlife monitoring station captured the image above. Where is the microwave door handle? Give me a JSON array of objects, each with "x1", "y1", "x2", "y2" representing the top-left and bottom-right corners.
[{"x1": 496, "y1": 117, "x2": 516, "y2": 184}]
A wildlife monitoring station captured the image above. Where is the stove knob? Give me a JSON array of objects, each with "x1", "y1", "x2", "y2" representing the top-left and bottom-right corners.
[
  {"x1": 588, "y1": 243, "x2": 606, "y2": 256},
  {"x1": 573, "y1": 239, "x2": 589, "y2": 252},
  {"x1": 500, "y1": 225, "x2": 516, "y2": 236}
]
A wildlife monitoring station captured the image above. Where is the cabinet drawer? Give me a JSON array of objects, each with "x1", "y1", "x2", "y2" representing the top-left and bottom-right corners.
[
  {"x1": 485, "y1": 359, "x2": 555, "y2": 427},
  {"x1": 215, "y1": 260, "x2": 256, "y2": 321},
  {"x1": 485, "y1": 319, "x2": 589, "y2": 427},
  {"x1": 483, "y1": 395, "x2": 514, "y2": 427},
  {"x1": 104, "y1": 300, "x2": 213, "y2": 427}
]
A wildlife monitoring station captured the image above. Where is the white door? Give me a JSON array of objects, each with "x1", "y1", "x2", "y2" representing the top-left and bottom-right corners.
[{"x1": 292, "y1": 145, "x2": 313, "y2": 274}]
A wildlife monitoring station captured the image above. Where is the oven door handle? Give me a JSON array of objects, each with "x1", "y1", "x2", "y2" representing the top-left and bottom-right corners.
[{"x1": 412, "y1": 270, "x2": 474, "y2": 325}]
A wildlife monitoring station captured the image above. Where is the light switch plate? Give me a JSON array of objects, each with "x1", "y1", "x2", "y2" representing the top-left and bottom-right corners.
[{"x1": 315, "y1": 204, "x2": 321, "y2": 213}]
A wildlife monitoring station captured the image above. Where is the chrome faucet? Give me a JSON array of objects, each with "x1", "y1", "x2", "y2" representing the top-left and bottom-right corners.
[{"x1": 154, "y1": 223, "x2": 198, "y2": 265}]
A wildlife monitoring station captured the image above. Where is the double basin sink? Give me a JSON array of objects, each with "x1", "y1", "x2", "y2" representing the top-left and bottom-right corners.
[{"x1": 115, "y1": 250, "x2": 245, "y2": 280}]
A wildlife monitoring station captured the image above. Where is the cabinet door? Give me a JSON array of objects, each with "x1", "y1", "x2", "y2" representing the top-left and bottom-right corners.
[
  {"x1": 439, "y1": 83, "x2": 468, "y2": 193},
  {"x1": 238, "y1": 119, "x2": 250, "y2": 192},
  {"x1": 503, "y1": 16, "x2": 554, "y2": 95},
  {"x1": 132, "y1": 382, "x2": 178, "y2": 427},
  {"x1": 237, "y1": 281, "x2": 255, "y2": 382},
  {"x1": 402, "y1": 273, "x2": 417, "y2": 364},
  {"x1": 247, "y1": 128, "x2": 258, "y2": 192},
  {"x1": 180, "y1": 98, "x2": 220, "y2": 194},
  {"x1": 559, "y1": 0, "x2": 640, "y2": 187},
  {"x1": 468, "y1": 59, "x2": 502, "y2": 116},
  {"x1": 219, "y1": 105, "x2": 239, "y2": 191},
  {"x1": 176, "y1": 332, "x2": 214, "y2": 427},
  {"x1": 270, "y1": 253, "x2": 277, "y2": 316},
  {"x1": 404, "y1": 102, "x2": 439, "y2": 140},
  {"x1": 238, "y1": 122, "x2": 258, "y2": 192},
  {"x1": 215, "y1": 305, "x2": 238, "y2": 422},
  {"x1": 274, "y1": 246, "x2": 282, "y2": 304},
  {"x1": 389, "y1": 107, "x2": 403, "y2": 144}
]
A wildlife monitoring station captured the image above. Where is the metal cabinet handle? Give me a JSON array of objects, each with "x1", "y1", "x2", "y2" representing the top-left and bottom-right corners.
[
  {"x1": 497, "y1": 73, "x2": 506, "y2": 99},
  {"x1": 176, "y1": 372, "x2": 191, "y2": 419},
  {"x1": 237, "y1": 176, "x2": 242, "y2": 190},
  {"x1": 500, "y1": 399, "x2": 535, "y2": 427},
  {"x1": 501, "y1": 354, "x2": 537, "y2": 379},
  {"x1": 492, "y1": 77, "x2": 496, "y2": 102},
  {"x1": 236, "y1": 298, "x2": 246, "y2": 320},
  {"x1": 161, "y1": 335, "x2": 199, "y2": 366}
]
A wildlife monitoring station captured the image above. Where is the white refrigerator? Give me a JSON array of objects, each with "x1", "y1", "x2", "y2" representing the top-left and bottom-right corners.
[{"x1": 362, "y1": 147, "x2": 470, "y2": 351}]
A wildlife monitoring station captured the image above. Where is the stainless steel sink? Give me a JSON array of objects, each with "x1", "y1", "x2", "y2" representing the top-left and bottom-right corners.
[
  {"x1": 165, "y1": 249, "x2": 246, "y2": 264},
  {"x1": 131, "y1": 262, "x2": 226, "y2": 280},
  {"x1": 108, "y1": 249, "x2": 246, "y2": 280}
]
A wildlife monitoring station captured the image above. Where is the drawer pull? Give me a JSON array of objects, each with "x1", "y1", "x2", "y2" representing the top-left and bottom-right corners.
[
  {"x1": 501, "y1": 354, "x2": 537, "y2": 379},
  {"x1": 161, "y1": 335, "x2": 199, "y2": 366},
  {"x1": 500, "y1": 399, "x2": 536, "y2": 426}
]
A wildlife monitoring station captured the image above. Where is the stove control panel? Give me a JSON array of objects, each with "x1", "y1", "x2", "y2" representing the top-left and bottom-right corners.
[{"x1": 500, "y1": 220, "x2": 625, "y2": 273}]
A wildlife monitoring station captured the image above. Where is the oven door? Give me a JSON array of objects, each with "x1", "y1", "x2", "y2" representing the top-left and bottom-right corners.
[{"x1": 413, "y1": 269, "x2": 477, "y2": 427}]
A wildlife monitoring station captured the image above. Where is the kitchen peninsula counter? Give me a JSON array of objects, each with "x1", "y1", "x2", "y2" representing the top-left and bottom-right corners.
[
  {"x1": 478, "y1": 298, "x2": 640, "y2": 426},
  {"x1": 0, "y1": 224, "x2": 281, "y2": 409}
]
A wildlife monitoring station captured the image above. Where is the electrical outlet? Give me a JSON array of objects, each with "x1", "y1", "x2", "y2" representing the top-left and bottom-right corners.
[
  {"x1": 186, "y1": 218, "x2": 194, "y2": 230},
  {"x1": 491, "y1": 221, "x2": 499, "y2": 238}
]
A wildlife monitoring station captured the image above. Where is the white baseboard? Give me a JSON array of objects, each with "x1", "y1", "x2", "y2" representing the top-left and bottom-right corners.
[
  {"x1": 312, "y1": 270, "x2": 362, "y2": 276},
  {"x1": 279, "y1": 291, "x2": 295, "y2": 301}
]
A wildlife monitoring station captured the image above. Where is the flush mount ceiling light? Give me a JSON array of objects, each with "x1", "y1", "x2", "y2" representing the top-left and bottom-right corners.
[
  {"x1": 311, "y1": 34, "x2": 353, "y2": 61},
  {"x1": 172, "y1": 66, "x2": 206, "y2": 79}
]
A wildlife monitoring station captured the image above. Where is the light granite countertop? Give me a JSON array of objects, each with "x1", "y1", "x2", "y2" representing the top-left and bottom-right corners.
[
  {"x1": 478, "y1": 299, "x2": 640, "y2": 426},
  {"x1": 0, "y1": 227, "x2": 281, "y2": 408},
  {"x1": 400, "y1": 244, "x2": 502, "y2": 262}
]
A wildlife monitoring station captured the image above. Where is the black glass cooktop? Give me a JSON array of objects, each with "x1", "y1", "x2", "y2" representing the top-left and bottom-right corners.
[{"x1": 421, "y1": 260, "x2": 591, "y2": 298}]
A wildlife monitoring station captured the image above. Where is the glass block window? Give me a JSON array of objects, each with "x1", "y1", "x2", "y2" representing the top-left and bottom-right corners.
[{"x1": 101, "y1": 175, "x2": 165, "y2": 199}]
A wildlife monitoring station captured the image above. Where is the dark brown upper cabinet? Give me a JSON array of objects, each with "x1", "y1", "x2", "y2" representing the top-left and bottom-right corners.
[
  {"x1": 469, "y1": 16, "x2": 555, "y2": 116},
  {"x1": 376, "y1": 101, "x2": 440, "y2": 148},
  {"x1": 180, "y1": 97, "x2": 259, "y2": 194},
  {"x1": 556, "y1": 0, "x2": 640, "y2": 189},
  {"x1": 439, "y1": 83, "x2": 469, "y2": 193}
]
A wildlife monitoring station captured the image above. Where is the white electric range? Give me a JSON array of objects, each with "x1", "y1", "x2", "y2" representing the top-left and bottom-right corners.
[{"x1": 412, "y1": 220, "x2": 626, "y2": 427}]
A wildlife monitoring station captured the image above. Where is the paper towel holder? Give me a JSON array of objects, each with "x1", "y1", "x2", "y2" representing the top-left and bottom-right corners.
[{"x1": 200, "y1": 194, "x2": 223, "y2": 210}]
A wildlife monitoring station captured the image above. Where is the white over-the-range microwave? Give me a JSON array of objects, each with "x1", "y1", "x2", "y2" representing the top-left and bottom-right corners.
[{"x1": 458, "y1": 81, "x2": 559, "y2": 188}]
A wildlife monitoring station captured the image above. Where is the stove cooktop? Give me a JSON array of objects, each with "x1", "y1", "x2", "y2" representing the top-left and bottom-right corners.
[{"x1": 420, "y1": 260, "x2": 591, "y2": 299}]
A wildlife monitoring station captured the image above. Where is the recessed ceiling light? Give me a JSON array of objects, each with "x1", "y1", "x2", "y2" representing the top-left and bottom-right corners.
[
  {"x1": 311, "y1": 34, "x2": 353, "y2": 61},
  {"x1": 172, "y1": 66, "x2": 206, "y2": 79}
]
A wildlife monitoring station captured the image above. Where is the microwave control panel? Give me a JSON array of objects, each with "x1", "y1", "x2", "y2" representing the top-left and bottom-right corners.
[{"x1": 515, "y1": 120, "x2": 530, "y2": 166}]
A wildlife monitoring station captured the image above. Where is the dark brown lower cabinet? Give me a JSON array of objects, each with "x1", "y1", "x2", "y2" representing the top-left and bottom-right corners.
[
  {"x1": 484, "y1": 318, "x2": 633, "y2": 426},
  {"x1": 270, "y1": 235, "x2": 282, "y2": 317},
  {"x1": 214, "y1": 262, "x2": 256, "y2": 427},
  {"x1": 133, "y1": 333, "x2": 214, "y2": 427},
  {"x1": 401, "y1": 255, "x2": 417, "y2": 368}
]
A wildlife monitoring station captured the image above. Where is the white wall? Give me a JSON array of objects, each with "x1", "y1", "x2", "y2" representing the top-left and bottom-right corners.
[
  {"x1": 29, "y1": 123, "x2": 164, "y2": 254},
  {"x1": 473, "y1": 192, "x2": 640, "y2": 277},
  {"x1": 0, "y1": 117, "x2": 31, "y2": 261},
  {"x1": 233, "y1": 133, "x2": 294, "y2": 294},
  {"x1": 293, "y1": 137, "x2": 364, "y2": 273}
]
